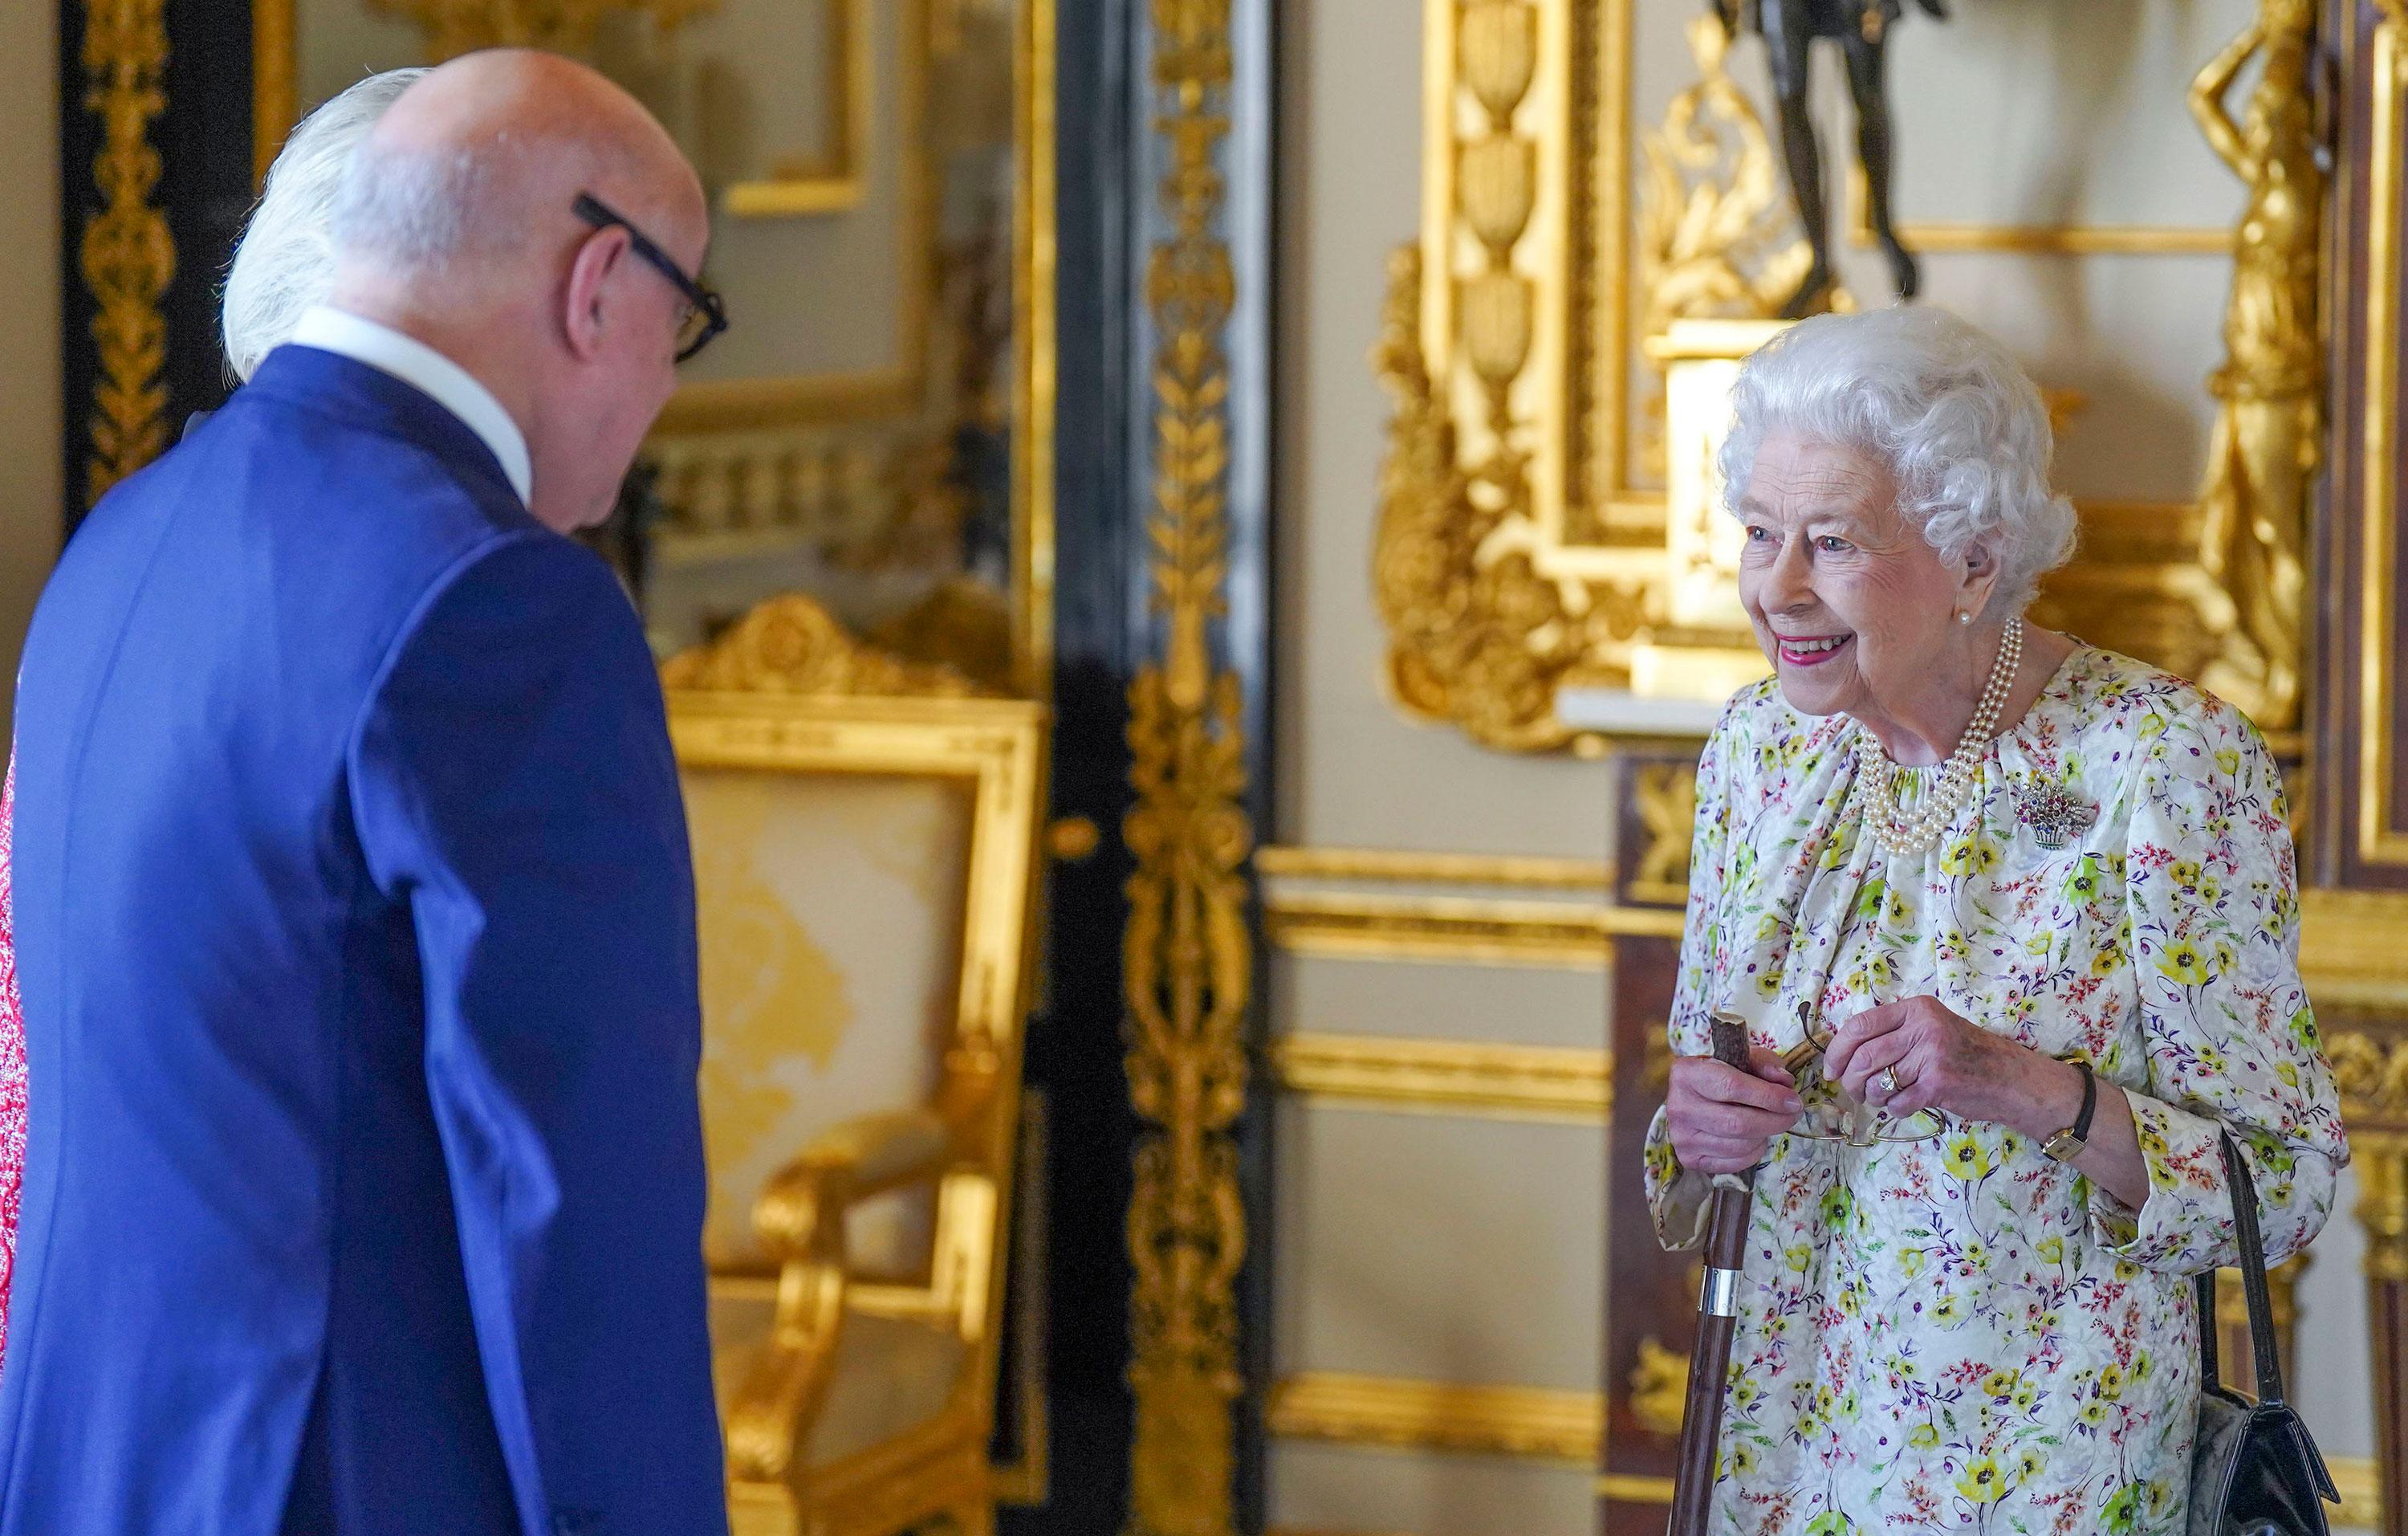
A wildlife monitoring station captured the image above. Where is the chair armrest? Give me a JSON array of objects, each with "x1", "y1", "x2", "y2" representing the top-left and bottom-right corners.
[
  {"x1": 726, "y1": 1109, "x2": 956, "y2": 1485},
  {"x1": 751, "y1": 1108, "x2": 955, "y2": 1261}
]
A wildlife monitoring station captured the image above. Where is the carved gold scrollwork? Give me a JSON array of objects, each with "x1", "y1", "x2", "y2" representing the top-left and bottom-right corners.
[
  {"x1": 1122, "y1": 2, "x2": 1254, "y2": 1532},
  {"x1": 2327, "y1": 1031, "x2": 2408, "y2": 1116},
  {"x1": 1628, "y1": 1336, "x2": 1689, "y2": 1437},
  {"x1": 657, "y1": 593, "x2": 991, "y2": 697},
  {"x1": 80, "y1": 0, "x2": 175, "y2": 507},
  {"x1": 1629, "y1": 764, "x2": 1698, "y2": 903},
  {"x1": 1637, "y1": 16, "x2": 1817, "y2": 344}
]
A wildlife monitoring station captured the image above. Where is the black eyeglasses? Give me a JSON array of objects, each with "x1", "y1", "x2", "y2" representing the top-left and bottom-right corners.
[{"x1": 571, "y1": 193, "x2": 728, "y2": 363}]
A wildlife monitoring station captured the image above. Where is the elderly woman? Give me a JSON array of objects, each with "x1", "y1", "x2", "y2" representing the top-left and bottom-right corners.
[{"x1": 1648, "y1": 306, "x2": 2346, "y2": 1533}]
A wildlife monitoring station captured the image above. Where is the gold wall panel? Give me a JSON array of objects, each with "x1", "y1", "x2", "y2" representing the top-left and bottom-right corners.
[
  {"x1": 2362, "y1": 4, "x2": 2408, "y2": 865},
  {"x1": 1268, "y1": 1372, "x2": 1601, "y2": 1465}
]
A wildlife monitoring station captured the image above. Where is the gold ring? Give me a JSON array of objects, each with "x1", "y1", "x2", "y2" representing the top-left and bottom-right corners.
[{"x1": 1880, "y1": 1065, "x2": 1902, "y2": 1097}]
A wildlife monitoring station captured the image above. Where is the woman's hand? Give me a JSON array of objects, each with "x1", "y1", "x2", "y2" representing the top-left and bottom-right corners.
[
  {"x1": 1667, "y1": 1046, "x2": 1804, "y2": 1174},
  {"x1": 1825, "y1": 995, "x2": 2150, "y2": 1208},
  {"x1": 1824, "y1": 996, "x2": 2076, "y2": 1136}
]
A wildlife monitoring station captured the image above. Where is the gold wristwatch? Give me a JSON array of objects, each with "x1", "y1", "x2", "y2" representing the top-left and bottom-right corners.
[{"x1": 2043, "y1": 1059, "x2": 2097, "y2": 1163}]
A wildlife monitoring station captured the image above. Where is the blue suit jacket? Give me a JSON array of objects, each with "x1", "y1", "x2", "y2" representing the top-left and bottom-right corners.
[{"x1": 0, "y1": 347, "x2": 728, "y2": 1534}]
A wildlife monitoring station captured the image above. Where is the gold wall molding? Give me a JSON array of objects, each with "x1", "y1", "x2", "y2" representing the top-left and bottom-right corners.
[
  {"x1": 722, "y1": 0, "x2": 872, "y2": 218},
  {"x1": 2299, "y1": 888, "x2": 2408, "y2": 1015},
  {"x1": 1264, "y1": 891, "x2": 1678, "y2": 969},
  {"x1": 1843, "y1": 165, "x2": 2228, "y2": 258},
  {"x1": 80, "y1": 0, "x2": 174, "y2": 507},
  {"x1": 1271, "y1": 1033, "x2": 1609, "y2": 1122},
  {"x1": 1596, "y1": 1471, "x2": 1678, "y2": 1505},
  {"x1": 1628, "y1": 764, "x2": 1696, "y2": 905},
  {"x1": 366, "y1": 0, "x2": 713, "y2": 57},
  {"x1": 1121, "y1": 1, "x2": 1251, "y2": 1530},
  {"x1": 2362, "y1": 2, "x2": 2408, "y2": 866},
  {"x1": 1267, "y1": 1372, "x2": 1601, "y2": 1465},
  {"x1": 1255, "y1": 845, "x2": 1608, "y2": 891},
  {"x1": 2331, "y1": 1455, "x2": 2382, "y2": 1529}
]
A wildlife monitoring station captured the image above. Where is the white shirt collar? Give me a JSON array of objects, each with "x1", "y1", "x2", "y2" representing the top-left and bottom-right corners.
[{"x1": 288, "y1": 306, "x2": 534, "y2": 507}]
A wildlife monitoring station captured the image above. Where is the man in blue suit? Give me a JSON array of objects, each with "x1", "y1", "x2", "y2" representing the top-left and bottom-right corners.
[{"x1": 2, "y1": 51, "x2": 731, "y2": 1534}]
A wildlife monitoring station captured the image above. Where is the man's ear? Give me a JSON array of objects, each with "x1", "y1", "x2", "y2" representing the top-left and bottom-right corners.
[{"x1": 561, "y1": 227, "x2": 628, "y2": 362}]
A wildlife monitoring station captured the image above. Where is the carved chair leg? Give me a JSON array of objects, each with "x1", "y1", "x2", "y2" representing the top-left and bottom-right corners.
[{"x1": 2361, "y1": 1135, "x2": 2408, "y2": 1536}]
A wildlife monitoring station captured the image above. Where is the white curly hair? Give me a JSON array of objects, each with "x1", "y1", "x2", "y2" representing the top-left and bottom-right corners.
[
  {"x1": 1717, "y1": 306, "x2": 2079, "y2": 618},
  {"x1": 222, "y1": 68, "x2": 429, "y2": 383}
]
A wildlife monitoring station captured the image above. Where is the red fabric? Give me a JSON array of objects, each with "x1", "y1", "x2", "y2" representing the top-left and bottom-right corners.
[{"x1": 0, "y1": 759, "x2": 25, "y2": 1364}]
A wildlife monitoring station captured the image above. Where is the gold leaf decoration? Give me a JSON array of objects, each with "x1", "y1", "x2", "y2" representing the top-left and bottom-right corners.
[
  {"x1": 1122, "y1": 2, "x2": 1254, "y2": 1530},
  {"x1": 80, "y1": 0, "x2": 174, "y2": 507}
]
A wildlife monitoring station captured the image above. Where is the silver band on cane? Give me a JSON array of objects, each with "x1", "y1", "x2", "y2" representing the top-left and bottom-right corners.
[{"x1": 1700, "y1": 1266, "x2": 1742, "y2": 1318}]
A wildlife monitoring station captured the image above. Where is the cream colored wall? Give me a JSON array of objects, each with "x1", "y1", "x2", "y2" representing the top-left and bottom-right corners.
[
  {"x1": 1272, "y1": 2, "x2": 2375, "y2": 1533},
  {"x1": 0, "y1": 0, "x2": 63, "y2": 740}
]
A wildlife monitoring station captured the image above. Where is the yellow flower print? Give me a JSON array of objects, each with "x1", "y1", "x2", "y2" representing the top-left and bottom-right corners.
[
  {"x1": 2138, "y1": 1119, "x2": 2170, "y2": 1159},
  {"x1": 2081, "y1": 1399, "x2": 2110, "y2": 1428},
  {"x1": 2114, "y1": 1258, "x2": 2142, "y2": 1282},
  {"x1": 2158, "y1": 942, "x2": 2212, "y2": 987},
  {"x1": 1979, "y1": 1369, "x2": 2018, "y2": 1400},
  {"x1": 1955, "y1": 1458, "x2": 2005, "y2": 1506},
  {"x1": 2097, "y1": 1363, "x2": 2126, "y2": 1401},
  {"x1": 1942, "y1": 835, "x2": 2001, "y2": 877},
  {"x1": 2090, "y1": 943, "x2": 2126, "y2": 978},
  {"x1": 2036, "y1": 1235, "x2": 2064, "y2": 1265},
  {"x1": 1785, "y1": 1244, "x2": 1813, "y2": 1273},
  {"x1": 1930, "y1": 1293, "x2": 1965, "y2": 1326},
  {"x1": 2012, "y1": 1380, "x2": 2039, "y2": 1411},
  {"x1": 2130, "y1": 1351, "x2": 2154, "y2": 1383},
  {"x1": 2015, "y1": 1450, "x2": 2044, "y2": 1489},
  {"x1": 1942, "y1": 1134, "x2": 1991, "y2": 1180},
  {"x1": 1899, "y1": 1248, "x2": 1926, "y2": 1279},
  {"x1": 2215, "y1": 748, "x2": 2242, "y2": 776},
  {"x1": 1908, "y1": 1422, "x2": 1940, "y2": 1449}
]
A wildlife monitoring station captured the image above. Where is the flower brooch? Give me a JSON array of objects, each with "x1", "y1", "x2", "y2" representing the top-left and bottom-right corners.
[{"x1": 2012, "y1": 780, "x2": 2097, "y2": 850}]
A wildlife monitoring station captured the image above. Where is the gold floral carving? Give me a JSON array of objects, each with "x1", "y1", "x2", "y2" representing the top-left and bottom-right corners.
[
  {"x1": 79, "y1": 0, "x2": 175, "y2": 507},
  {"x1": 1121, "y1": 2, "x2": 1254, "y2": 1532},
  {"x1": 2326, "y1": 1031, "x2": 2408, "y2": 1119},
  {"x1": 2189, "y1": 0, "x2": 2323, "y2": 730},
  {"x1": 369, "y1": 0, "x2": 716, "y2": 58},
  {"x1": 658, "y1": 593, "x2": 992, "y2": 697},
  {"x1": 1628, "y1": 1336, "x2": 1690, "y2": 1438}
]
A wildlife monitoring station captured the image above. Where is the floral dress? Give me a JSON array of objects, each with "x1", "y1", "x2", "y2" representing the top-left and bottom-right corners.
[
  {"x1": 1643, "y1": 646, "x2": 2347, "y2": 1535},
  {"x1": 0, "y1": 756, "x2": 24, "y2": 1363}
]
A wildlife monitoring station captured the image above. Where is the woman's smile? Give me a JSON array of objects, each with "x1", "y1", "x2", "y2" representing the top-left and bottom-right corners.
[{"x1": 1776, "y1": 633, "x2": 1853, "y2": 666}]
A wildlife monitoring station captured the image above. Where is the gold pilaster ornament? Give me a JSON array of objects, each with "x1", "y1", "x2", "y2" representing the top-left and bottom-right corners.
[
  {"x1": 80, "y1": 0, "x2": 174, "y2": 507},
  {"x1": 2190, "y1": 0, "x2": 2323, "y2": 730},
  {"x1": 1121, "y1": 2, "x2": 1252, "y2": 1533},
  {"x1": 369, "y1": 0, "x2": 718, "y2": 58}
]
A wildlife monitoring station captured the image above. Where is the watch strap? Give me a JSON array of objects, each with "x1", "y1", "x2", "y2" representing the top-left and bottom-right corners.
[{"x1": 2044, "y1": 1059, "x2": 2097, "y2": 1162}]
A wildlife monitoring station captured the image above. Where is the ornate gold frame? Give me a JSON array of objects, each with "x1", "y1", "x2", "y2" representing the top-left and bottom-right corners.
[
  {"x1": 1842, "y1": 165, "x2": 2229, "y2": 258},
  {"x1": 80, "y1": 0, "x2": 174, "y2": 508}
]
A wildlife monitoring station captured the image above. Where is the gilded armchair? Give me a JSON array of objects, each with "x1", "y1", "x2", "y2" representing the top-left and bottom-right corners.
[{"x1": 661, "y1": 597, "x2": 1045, "y2": 1536}]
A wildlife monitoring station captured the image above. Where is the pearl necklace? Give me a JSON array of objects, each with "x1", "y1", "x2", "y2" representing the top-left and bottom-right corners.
[{"x1": 1854, "y1": 619, "x2": 2024, "y2": 858}]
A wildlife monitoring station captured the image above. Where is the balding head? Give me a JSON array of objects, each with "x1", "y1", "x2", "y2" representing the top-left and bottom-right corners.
[
  {"x1": 323, "y1": 50, "x2": 712, "y2": 533},
  {"x1": 331, "y1": 50, "x2": 702, "y2": 292}
]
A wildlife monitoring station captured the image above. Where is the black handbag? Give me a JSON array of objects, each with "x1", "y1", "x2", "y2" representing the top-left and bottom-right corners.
[{"x1": 2187, "y1": 1130, "x2": 2339, "y2": 1536}]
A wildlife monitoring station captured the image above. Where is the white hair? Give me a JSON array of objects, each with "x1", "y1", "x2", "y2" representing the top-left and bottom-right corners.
[
  {"x1": 221, "y1": 68, "x2": 428, "y2": 382},
  {"x1": 1718, "y1": 306, "x2": 2079, "y2": 618}
]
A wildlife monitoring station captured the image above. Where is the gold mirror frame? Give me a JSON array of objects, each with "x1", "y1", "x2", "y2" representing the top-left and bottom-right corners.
[
  {"x1": 1377, "y1": 0, "x2": 2288, "y2": 753},
  {"x1": 249, "y1": 0, "x2": 1057, "y2": 697}
]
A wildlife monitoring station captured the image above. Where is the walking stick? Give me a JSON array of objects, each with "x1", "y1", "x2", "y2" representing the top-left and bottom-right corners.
[{"x1": 1667, "y1": 1011, "x2": 1761, "y2": 1536}]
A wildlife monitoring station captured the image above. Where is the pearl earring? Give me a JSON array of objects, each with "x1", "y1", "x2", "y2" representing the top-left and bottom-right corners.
[{"x1": 1957, "y1": 612, "x2": 1971, "y2": 626}]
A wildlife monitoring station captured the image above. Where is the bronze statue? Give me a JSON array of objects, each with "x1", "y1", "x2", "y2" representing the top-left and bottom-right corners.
[
  {"x1": 1714, "y1": 0, "x2": 1946, "y2": 316},
  {"x1": 2189, "y1": 0, "x2": 2322, "y2": 731}
]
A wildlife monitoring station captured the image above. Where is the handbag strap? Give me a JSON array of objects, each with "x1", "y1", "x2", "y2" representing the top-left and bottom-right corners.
[{"x1": 2193, "y1": 1130, "x2": 2288, "y2": 1405}]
